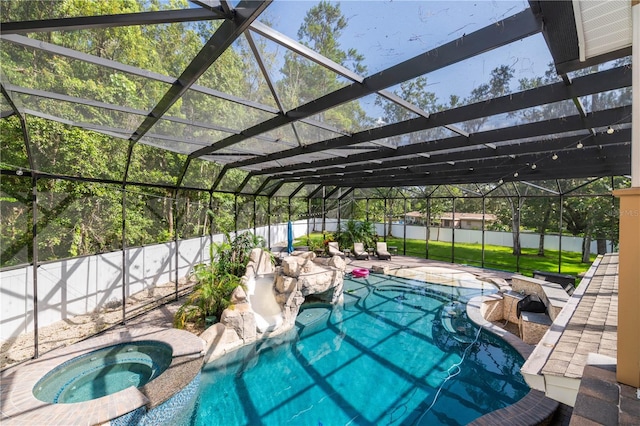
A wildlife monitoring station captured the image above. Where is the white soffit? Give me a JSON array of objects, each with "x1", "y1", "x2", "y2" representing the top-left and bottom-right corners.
[{"x1": 572, "y1": 0, "x2": 632, "y2": 61}]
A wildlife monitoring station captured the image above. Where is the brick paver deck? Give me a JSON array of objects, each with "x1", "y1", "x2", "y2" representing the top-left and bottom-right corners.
[{"x1": 542, "y1": 253, "x2": 619, "y2": 380}]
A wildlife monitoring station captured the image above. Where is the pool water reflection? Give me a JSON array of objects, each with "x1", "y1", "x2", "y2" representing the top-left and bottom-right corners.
[{"x1": 189, "y1": 274, "x2": 528, "y2": 425}]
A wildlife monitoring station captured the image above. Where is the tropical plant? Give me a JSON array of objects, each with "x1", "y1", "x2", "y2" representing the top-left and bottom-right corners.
[
  {"x1": 306, "y1": 236, "x2": 324, "y2": 253},
  {"x1": 333, "y1": 219, "x2": 377, "y2": 250},
  {"x1": 174, "y1": 230, "x2": 267, "y2": 330},
  {"x1": 213, "y1": 231, "x2": 266, "y2": 277},
  {"x1": 174, "y1": 269, "x2": 240, "y2": 329}
]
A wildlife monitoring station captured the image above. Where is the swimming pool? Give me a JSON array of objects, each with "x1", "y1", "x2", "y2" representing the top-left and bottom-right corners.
[{"x1": 188, "y1": 273, "x2": 529, "y2": 425}]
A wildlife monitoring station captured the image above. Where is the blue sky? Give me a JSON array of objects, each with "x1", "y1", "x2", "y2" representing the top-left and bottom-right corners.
[{"x1": 259, "y1": 0, "x2": 555, "y2": 107}]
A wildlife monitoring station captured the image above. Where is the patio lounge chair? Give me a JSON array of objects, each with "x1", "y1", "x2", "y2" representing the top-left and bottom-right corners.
[
  {"x1": 328, "y1": 241, "x2": 345, "y2": 257},
  {"x1": 353, "y1": 242, "x2": 369, "y2": 260},
  {"x1": 376, "y1": 242, "x2": 391, "y2": 260}
]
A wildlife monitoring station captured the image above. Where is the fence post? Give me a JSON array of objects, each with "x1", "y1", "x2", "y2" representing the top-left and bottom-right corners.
[
  {"x1": 426, "y1": 196, "x2": 430, "y2": 259},
  {"x1": 482, "y1": 196, "x2": 486, "y2": 268},
  {"x1": 403, "y1": 198, "x2": 407, "y2": 255},
  {"x1": 451, "y1": 197, "x2": 455, "y2": 264}
]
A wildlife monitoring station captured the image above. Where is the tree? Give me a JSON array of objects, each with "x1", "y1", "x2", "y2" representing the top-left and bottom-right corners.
[
  {"x1": 0, "y1": 0, "x2": 252, "y2": 265},
  {"x1": 521, "y1": 196, "x2": 557, "y2": 256},
  {"x1": 277, "y1": 1, "x2": 370, "y2": 130},
  {"x1": 484, "y1": 183, "x2": 530, "y2": 256},
  {"x1": 461, "y1": 65, "x2": 515, "y2": 133},
  {"x1": 562, "y1": 177, "x2": 625, "y2": 262}
]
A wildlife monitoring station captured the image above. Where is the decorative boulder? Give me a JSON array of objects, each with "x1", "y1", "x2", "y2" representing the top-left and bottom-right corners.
[
  {"x1": 281, "y1": 257, "x2": 302, "y2": 277},
  {"x1": 220, "y1": 303, "x2": 256, "y2": 343},
  {"x1": 213, "y1": 248, "x2": 346, "y2": 354},
  {"x1": 298, "y1": 269, "x2": 340, "y2": 296},
  {"x1": 230, "y1": 285, "x2": 248, "y2": 304},
  {"x1": 327, "y1": 255, "x2": 346, "y2": 271},
  {"x1": 246, "y1": 248, "x2": 276, "y2": 277},
  {"x1": 275, "y1": 275, "x2": 297, "y2": 294}
]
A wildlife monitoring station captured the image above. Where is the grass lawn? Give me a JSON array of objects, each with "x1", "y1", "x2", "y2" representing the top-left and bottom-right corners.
[{"x1": 295, "y1": 234, "x2": 596, "y2": 278}]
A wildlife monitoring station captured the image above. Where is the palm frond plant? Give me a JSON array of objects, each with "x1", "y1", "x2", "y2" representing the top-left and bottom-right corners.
[
  {"x1": 334, "y1": 219, "x2": 377, "y2": 250},
  {"x1": 174, "y1": 269, "x2": 240, "y2": 329},
  {"x1": 214, "y1": 231, "x2": 267, "y2": 277},
  {"x1": 174, "y1": 231, "x2": 268, "y2": 331}
]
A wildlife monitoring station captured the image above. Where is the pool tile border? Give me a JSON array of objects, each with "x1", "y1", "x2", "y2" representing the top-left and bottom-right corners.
[
  {"x1": 0, "y1": 327, "x2": 204, "y2": 426},
  {"x1": 466, "y1": 295, "x2": 559, "y2": 426}
]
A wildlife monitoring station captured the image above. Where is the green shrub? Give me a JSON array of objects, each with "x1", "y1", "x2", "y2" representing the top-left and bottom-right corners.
[
  {"x1": 333, "y1": 219, "x2": 377, "y2": 250},
  {"x1": 214, "y1": 231, "x2": 266, "y2": 277},
  {"x1": 174, "y1": 231, "x2": 267, "y2": 330},
  {"x1": 174, "y1": 271, "x2": 240, "y2": 329}
]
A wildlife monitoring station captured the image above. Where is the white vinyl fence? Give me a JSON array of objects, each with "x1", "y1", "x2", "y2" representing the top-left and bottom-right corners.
[
  {"x1": 380, "y1": 223, "x2": 611, "y2": 253},
  {"x1": 1, "y1": 221, "x2": 308, "y2": 342},
  {"x1": 0, "y1": 219, "x2": 609, "y2": 341}
]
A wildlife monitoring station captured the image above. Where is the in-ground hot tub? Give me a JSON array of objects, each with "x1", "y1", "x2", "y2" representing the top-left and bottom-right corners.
[{"x1": 33, "y1": 341, "x2": 172, "y2": 404}]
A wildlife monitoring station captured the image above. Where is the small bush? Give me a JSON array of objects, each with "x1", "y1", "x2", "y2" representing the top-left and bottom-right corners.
[{"x1": 174, "y1": 231, "x2": 266, "y2": 330}]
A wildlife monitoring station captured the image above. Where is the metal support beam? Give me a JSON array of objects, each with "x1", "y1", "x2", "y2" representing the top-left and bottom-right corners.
[
  {"x1": 236, "y1": 173, "x2": 255, "y2": 195},
  {"x1": 287, "y1": 141, "x2": 631, "y2": 187},
  {"x1": 383, "y1": 198, "x2": 388, "y2": 241},
  {"x1": 4, "y1": 32, "x2": 282, "y2": 115},
  {"x1": 267, "y1": 181, "x2": 285, "y2": 198},
  {"x1": 236, "y1": 67, "x2": 631, "y2": 172},
  {"x1": 234, "y1": 194, "x2": 238, "y2": 235},
  {"x1": 481, "y1": 196, "x2": 486, "y2": 268},
  {"x1": 27, "y1": 132, "x2": 39, "y2": 358},
  {"x1": 306, "y1": 198, "x2": 311, "y2": 239},
  {"x1": 337, "y1": 187, "x2": 354, "y2": 201},
  {"x1": 0, "y1": 8, "x2": 225, "y2": 34},
  {"x1": 191, "y1": 9, "x2": 542, "y2": 157},
  {"x1": 121, "y1": 187, "x2": 127, "y2": 326},
  {"x1": 632, "y1": 1, "x2": 640, "y2": 187},
  {"x1": 267, "y1": 195, "x2": 271, "y2": 249},
  {"x1": 174, "y1": 190, "x2": 180, "y2": 300},
  {"x1": 451, "y1": 197, "x2": 455, "y2": 264},
  {"x1": 211, "y1": 164, "x2": 230, "y2": 192},
  {"x1": 426, "y1": 197, "x2": 430, "y2": 259},
  {"x1": 558, "y1": 195, "x2": 563, "y2": 273},
  {"x1": 403, "y1": 198, "x2": 407, "y2": 255},
  {"x1": 254, "y1": 177, "x2": 273, "y2": 196},
  {"x1": 248, "y1": 20, "x2": 364, "y2": 84},
  {"x1": 520, "y1": 181, "x2": 560, "y2": 195},
  {"x1": 2, "y1": 85, "x2": 41, "y2": 356},
  {"x1": 253, "y1": 196, "x2": 257, "y2": 235},
  {"x1": 175, "y1": 157, "x2": 192, "y2": 189},
  {"x1": 321, "y1": 187, "x2": 326, "y2": 235},
  {"x1": 289, "y1": 183, "x2": 306, "y2": 201},
  {"x1": 0, "y1": 83, "x2": 22, "y2": 117},
  {"x1": 250, "y1": 19, "x2": 469, "y2": 140},
  {"x1": 131, "y1": 1, "x2": 271, "y2": 143},
  {"x1": 325, "y1": 186, "x2": 341, "y2": 199}
]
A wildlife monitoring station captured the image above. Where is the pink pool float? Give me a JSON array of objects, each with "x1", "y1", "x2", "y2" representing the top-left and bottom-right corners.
[{"x1": 351, "y1": 268, "x2": 370, "y2": 278}]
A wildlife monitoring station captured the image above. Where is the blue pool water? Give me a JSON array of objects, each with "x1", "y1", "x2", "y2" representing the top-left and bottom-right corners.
[
  {"x1": 33, "y1": 341, "x2": 172, "y2": 404},
  {"x1": 189, "y1": 274, "x2": 529, "y2": 425}
]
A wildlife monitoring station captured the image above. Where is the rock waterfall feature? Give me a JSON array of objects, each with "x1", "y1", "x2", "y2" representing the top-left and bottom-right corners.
[{"x1": 203, "y1": 248, "x2": 346, "y2": 360}]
